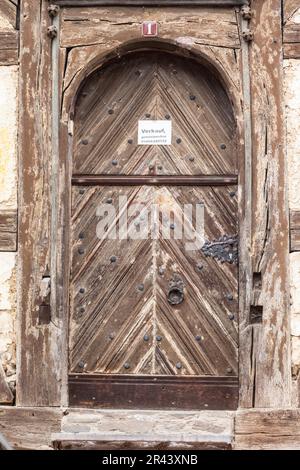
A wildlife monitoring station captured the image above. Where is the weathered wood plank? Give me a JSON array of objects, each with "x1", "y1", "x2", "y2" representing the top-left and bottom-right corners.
[
  {"x1": 60, "y1": 6, "x2": 240, "y2": 49},
  {"x1": 284, "y1": 42, "x2": 300, "y2": 58},
  {"x1": 0, "y1": 31, "x2": 18, "y2": 65},
  {"x1": 17, "y1": 0, "x2": 61, "y2": 406},
  {"x1": 284, "y1": 23, "x2": 300, "y2": 43},
  {"x1": 0, "y1": 407, "x2": 62, "y2": 450},
  {"x1": 0, "y1": 0, "x2": 18, "y2": 29},
  {"x1": 290, "y1": 211, "x2": 300, "y2": 252},
  {"x1": 242, "y1": 0, "x2": 291, "y2": 408},
  {"x1": 0, "y1": 364, "x2": 13, "y2": 404},
  {"x1": 55, "y1": 0, "x2": 247, "y2": 5},
  {"x1": 235, "y1": 409, "x2": 300, "y2": 450},
  {"x1": 284, "y1": 0, "x2": 300, "y2": 24},
  {"x1": 0, "y1": 210, "x2": 17, "y2": 251}
]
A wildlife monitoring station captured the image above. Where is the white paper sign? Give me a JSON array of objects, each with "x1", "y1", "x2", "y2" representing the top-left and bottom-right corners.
[{"x1": 138, "y1": 120, "x2": 172, "y2": 145}]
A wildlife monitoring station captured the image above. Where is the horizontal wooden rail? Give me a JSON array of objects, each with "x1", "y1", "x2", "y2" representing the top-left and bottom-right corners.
[
  {"x1": 72, "y1": 174, "x2": 238, "y2": 186},
  {"x1": 54, "y1": 1, "x2": 247, "y2": 6}
]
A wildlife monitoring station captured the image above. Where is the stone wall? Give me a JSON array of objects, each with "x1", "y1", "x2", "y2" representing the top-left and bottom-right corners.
[{"x1": 0, "y1": 6, "x2": 18, "y2": 397}]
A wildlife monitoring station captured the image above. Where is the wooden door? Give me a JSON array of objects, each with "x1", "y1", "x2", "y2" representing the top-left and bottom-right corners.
[{"x1": 69, "y1": 51, "x2": 239, "y2": 410}]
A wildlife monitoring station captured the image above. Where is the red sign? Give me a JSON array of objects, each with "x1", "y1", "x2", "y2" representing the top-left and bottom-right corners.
[{"x1": 142, "y1": 21, "x2": 158, "y2": 37}]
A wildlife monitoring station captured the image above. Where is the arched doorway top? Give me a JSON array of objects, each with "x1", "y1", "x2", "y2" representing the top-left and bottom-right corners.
[{"x1": 72, "y1": 48, "x2": 238, "y2": 176}]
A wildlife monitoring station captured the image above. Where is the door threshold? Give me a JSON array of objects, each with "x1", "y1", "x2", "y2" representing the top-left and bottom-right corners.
[{"x1": 52, "y1": 409, "x2": 234, "y2": 450}]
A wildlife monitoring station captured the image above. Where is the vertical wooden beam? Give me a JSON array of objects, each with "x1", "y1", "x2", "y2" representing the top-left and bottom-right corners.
[
  {"x1": 248, "y1": 0, "x2": 291, "y2": 407},
  {"x1": 238, "y1": 11, "x2": 254, "y2": 408},
  {"x1": 17, "y1": 1, "x2": 61, "y2": 405}
]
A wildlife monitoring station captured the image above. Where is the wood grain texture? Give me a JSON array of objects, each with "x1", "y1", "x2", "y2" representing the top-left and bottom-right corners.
[
  {"x1": 17, "y1": 1, "x2": 61, "y2": 406},
  {"x1": 284, "y1": 42, "x2": 300, "y2": 58},
  {"x1": 73, "y1": 52, "x2": 237, "y2": 176},
  {"x1": 60, "y1": 6, "x2": 240, "y2": 49},
  {"x1": 243, "y1": 0, "x2": 291, "y2": 408},
  {"x1": 72, "y1": 175, "x2": 238, "y2": 185},
  {"x1": 69, "y1": 375, "x2": 238, "y2": 409},
  {"x1": 70, "y1": 185, "x2": 238, "y2": 378},
  {"x1": 0, "y1": 31, "x2": 18, "y2": 65},
  {"x1": 283, "y1": 1, "x2": 300, "y2": 56},
  {"x1": 234, "y1": 409, "x2": 300, "y2": 450},
  {"x1": 0, "y1": 210, "x2": 17, "y2": 251},
  {"x1": 0, "y1": 0, "x2": 18, "y2": 29},
  {"x1": 290, "y1": 211, "x2": 300, "y2": 252},
  {"x1": 284, "y1": 22, "x2": 300, "y2": 44},
  {"x1": 283, "y1": 0, "x2": 300, "y2": 24},
  {"x1": 0, "y1": 407, "x2": 62, "y2": 450},
  {"x1": 55, "y1": 0, "x2": 246, "y2": 6}
]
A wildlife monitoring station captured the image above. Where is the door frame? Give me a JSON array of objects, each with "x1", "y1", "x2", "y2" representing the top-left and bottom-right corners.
[
  {"x1": 17, "y1": 0, "x2": 291, "y2": 409},
  {"x1": 65, "y1": 40, "x2": 243, "y2": 411}
]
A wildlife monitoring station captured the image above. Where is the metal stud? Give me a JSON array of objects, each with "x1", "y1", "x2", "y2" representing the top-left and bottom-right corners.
[
  {"x1": 137, "y1": 284, "x2": 144, "y2": 292},
  {"x1": 226, "y1": 367, "x2": 233, "y2": 374},
  {"x1": 148, "y1": 164, "x2": 154, "y2": 171},
  {"x1": 189, "y1": 156, "x2": 195, "y2": 162},
  {"x1": 156, "y1": 335, "x2": 162, "y2": 342},
  {"x1": 109, "y1": 332, "x2": 115, "y2": 340},
  {"x1": 195, "y1": 335, "x2": 202, "y2": 342},
  {"x1": 158, "y1": 165, "x2": 163, "y2": 171},
  {"x1": 108, "y1": 109, "x2": 114, "y2": 115},
  {"x1": 106, "y1": 198, "x2": 113, "y2": 204},
  {"x1": 81, "y1": 139, "x2": 89, "y2": 145},
  {"x1": 128, "y1": 139, "x2": 133, "y2": 144},
  {"x1": 176, "y1": 138, "x2": 182, "y2": 144},
  {"x1": 79, "y1": 189, "x2": 85, "y2": 195},
  {"x1": 79, "y1": 288, "x2": 85, "y2": 294},
  {"x1": 189, "y1": 94, "x2": 196, "y2": 101},
  {"x1": 158, "y1": 266, "x2": 165, "y2": 275},
  {"x1": 229, "y1": 314, "x2": 235, "y2": 321},
  {"x1": 79, "y1": 232, "x2": 84, "y2": 240},
  {"x1": 112, "y1": 160, "x2": 118, "y2": 166},
  {"x1": 230, "y1": 191, "x2": 236, "y2": 198},
  {"x1": 80, "y1": 307, "x2": 85, "y2": 314},
  {"x1": 143, "y1": 334, "x2": 150, "y2": 342},
  {"x1": 170, "y1": 223, "x2": 175, "y2": 230},
  {"x1": 78, "y1": 361, "x2": 85, "y2": 369},
  {"x1": 196, "y1": 263, "x2": 204, "y2": 272},
  {"x1": 78, "y1": 247, "x2": 84, "y2": 255},
  {"x1": 227, "y1": 294, "x2": 234, "y2": 301},
  {"x1": 176, "y1": 362, "x2": 182, "y2": 370},
  {"x1": 110, "y1": 256, "x2": 117, "y2": 263},
  {"x1": 124, "y1": 362, "x2": 130, "y2": 369},
  {"x1": 165, "y1": 114, "x2": 171, "y2": 120},
  {"x1": 220, "y1": 143, "x2": 227, "y2": 150},
  {"x1": 145, "y1": 113, "x2": 151, "y2": 118},
  {"x1": 135, "y1": 70, "x2": 141, "y2": 76}
]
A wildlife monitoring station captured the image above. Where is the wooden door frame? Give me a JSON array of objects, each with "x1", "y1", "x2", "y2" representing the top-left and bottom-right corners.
[{"x1": 17, "y1": 0, "x2": 291, "y2": 409}]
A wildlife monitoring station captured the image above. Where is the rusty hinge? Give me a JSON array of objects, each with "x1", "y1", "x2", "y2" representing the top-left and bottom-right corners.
[{"x1": 201, "y1": 235, "x2": 239, "y2": 264}]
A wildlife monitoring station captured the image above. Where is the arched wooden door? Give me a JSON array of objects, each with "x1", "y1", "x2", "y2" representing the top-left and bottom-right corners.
[{"x1": 69, "y1": 51, "x2": 239, "y2": 410}]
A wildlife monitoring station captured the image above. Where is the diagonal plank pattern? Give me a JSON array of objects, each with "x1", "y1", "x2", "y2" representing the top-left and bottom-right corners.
[
  {"x1": 73, "y1": 52, "x2": 237, "y2": 176},
  {"x1": 69, "y1": 185, "x2": 238, "y2": 376}
]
